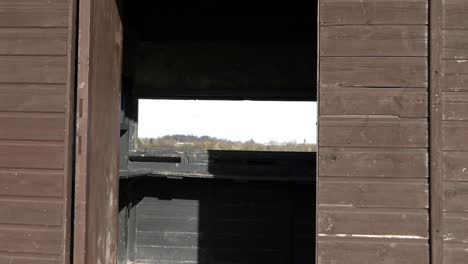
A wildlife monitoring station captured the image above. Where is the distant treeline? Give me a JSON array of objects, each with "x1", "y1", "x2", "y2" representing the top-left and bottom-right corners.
[{"x1": 137, "y1": 134, "x2": 316, "y2": 152}]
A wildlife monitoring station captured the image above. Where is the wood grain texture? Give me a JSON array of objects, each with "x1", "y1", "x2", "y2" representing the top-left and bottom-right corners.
[
  {"x1": 443, "y1": 30, "x2": 468, "y2": 59},
  {"x1": 320, "y1": 88, "x2": 427, "y2": 118},
  {"x1": 443, "y1": 152, "x2": 468, "y2": 181},
  {"x1": 443, "y1": 92, "x2": 468, "y2": 120},
  {"x1": 444, "y1": 213, "x2": 468, "y2": 243},
  {"x1": 0, "y1": 227, "x2": 62, "y2": 255},
  {"x1": 320, "y1": 26, "x2": 427, "y2": 57},
  {"x1": 319, "y1": 148, "x2": 428, "y2": 177},
  {"x1": 444, "y1": 182, "x2": 468, "y2": 212},
  {"x1": 320, "y1": 57, "x2": 427, "y2": 88},
  {"x1": 0, "y1": 28, "x2": 67, "y2": 56},
  {"x1": 0, "y1": 114, "x2": 64, "y2": 141},
  {"x1": 444, "y1": 243, "x2": 468, "y2": 264},
  {"x1": 441, "y1": 59, "x2": 468, "y2": 92},
  {"x1": 319, "y1": 208, "x2": 428, "y2": 238},
  {"x1": 429, "y1": 0, "x2": 444, "y2": 261},
  {"x1": 0, "y1": 170, "x2": 63, "y2": 197},
  {"x1": 0, "y1": 3, "x2": 68, "y2": 28},
  {"x1": 443, "y1": 0, "x2": 468, "y2": 29},
  {"x1": 74, "y1": 0, "x2": 122, "y2": 263},
  {"x1": 320, "y1": 118, "x2": 428, "y2": 148},
  {"x1": 442, "y1": 121, "x2": 468, "y2": 150},
  {"x1": 0, "y1": 56, "x2": 67, "y2": 84},
  {"x1": 318, "y1": 238, "x2": 429, "y2": 264},
  {"x1": 0, "y1": 199, "x2": 62, "y2": 226},
  {"x1": 319, "y1": 0, "x2": 428, "y2": 25},
  {"x1": 0, "y1": 256, "x2": 60, "y2": 264},
  {"x1": 0, "y1": 85, "x2": 65, "y2": 113},
  {"x1": 0, "y1": 142, "x2": 64, "y2": 170},
  {"x1": 0, "y1": 0, "x2": 74, "y2": 262},
  {"x1": 319, "y1": 179, "x2": 428, "y2": 208}
]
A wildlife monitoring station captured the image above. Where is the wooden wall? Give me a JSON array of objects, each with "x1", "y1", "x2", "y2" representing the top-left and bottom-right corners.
[
  {"x1": 318, "y1": 0, "x2": 430, "y2": 263},
  {"x1": 439, "y1": 0, "x2": 468, "y2": 262},
  {"x1": 0, "y1": 0, "x2": 76, "y2": 264},
  {"x1": 73, "y1": 0, "x2": 123, "y2": 263}
]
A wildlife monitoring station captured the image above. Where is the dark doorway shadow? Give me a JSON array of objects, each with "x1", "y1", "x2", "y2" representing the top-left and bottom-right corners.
[{"x1": 119, "y1": 151, "x2": 316, "y2": 264}]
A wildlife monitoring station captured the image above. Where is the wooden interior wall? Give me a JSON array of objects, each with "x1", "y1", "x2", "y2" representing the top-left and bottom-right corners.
[
  {"x1": 438, "y1": 0, "x2": 468, "y2": 262},
  {"x1": 74, "y1": 0, "x2": 122, "y2": 263},
  {"x1": 0, "y1": 0, "x2": 76, "y2": 264},
  {"x1": 317, "y1": 0, "x2": 430, "y2": 263}
]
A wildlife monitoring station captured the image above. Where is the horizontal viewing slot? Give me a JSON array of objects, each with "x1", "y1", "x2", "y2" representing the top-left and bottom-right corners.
[
  {"x1": 129, "y1": 156, "x2": 182, "y2": 163},
  {"x1": 137, "y1": 99, "x2": 317, "y2": 153}
]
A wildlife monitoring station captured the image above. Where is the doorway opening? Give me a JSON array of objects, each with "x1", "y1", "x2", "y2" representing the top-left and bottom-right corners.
[{"x1": 117, "y1": 0, "x2": 318, "y2": 263}]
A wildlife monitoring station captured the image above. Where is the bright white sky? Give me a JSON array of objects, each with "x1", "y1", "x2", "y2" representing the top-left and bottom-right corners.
[{"x1": 138, "y1": 99, "x2": 317, "y2": 144}]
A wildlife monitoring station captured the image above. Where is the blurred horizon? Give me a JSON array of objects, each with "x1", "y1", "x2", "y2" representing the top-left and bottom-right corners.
[{"x1": 138, "y1": 99, "x2": 317, "y2": 146}]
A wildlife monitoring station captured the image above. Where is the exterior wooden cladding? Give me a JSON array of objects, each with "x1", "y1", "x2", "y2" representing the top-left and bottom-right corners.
[
  {"x1": 0, "y1": 0, "x2": 464, "y2": 262},
  {"x1": 74, "y1": 0, "x2": 123, "y2": 263},
  {"x1": 439, "y1": 0, "x2": 468, "y2": 262},
  {"x1": 0, "y1": 0, "x2": 76, "y2": 264},
  {"x1": 318, "y1": 0, "x2": 430, "y2": 263}
]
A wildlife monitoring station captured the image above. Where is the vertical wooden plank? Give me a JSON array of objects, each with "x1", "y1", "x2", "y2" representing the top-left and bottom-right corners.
[
  {"x1": 73, "y1": 0, "x2": 91, "y2": 261},
  {"x1": 430, "y1": 0, "x2": 444, "y2": 262},
  {"x1": 74, "y1": 0, "x2": 122, "y2": 264},
  {"x1": 62, "y1": 0, "x2": 77, "y2": 263}
]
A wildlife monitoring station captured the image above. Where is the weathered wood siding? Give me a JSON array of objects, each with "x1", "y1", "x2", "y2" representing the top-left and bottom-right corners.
[
  {"x1": 440, "y1": 0, "x2": 468, "y2": 262},
  {"x1": 0, "y1": 0, "x2": 75, "y2": 263},
  {"x1": 318, "y1": 0, "x2": 430, "y2": 263},
  {"x1": 73, "y1": 0, "x2": 122, "y2": 263}
]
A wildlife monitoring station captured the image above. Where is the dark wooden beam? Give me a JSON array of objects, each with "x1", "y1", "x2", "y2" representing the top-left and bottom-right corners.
[{"x1": 429, "y1": 0, "x2": 444, "y2": 262}]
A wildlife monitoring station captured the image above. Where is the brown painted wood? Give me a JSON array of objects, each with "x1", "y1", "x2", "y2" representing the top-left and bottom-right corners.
[
  {"x1": 0, "y1": 170, "x2": 63, "y2": 198},
  {"x1": 0, "y1": 3, "x2": 68, "y2": 28},
  {"x1": 319, "y1": 178, "x2": 428, "y2": 208},
  {"x1": 442, "y1": 152, "x2": 468, "y2": 181},
  {"x1": 320, "y1": 26, "x2": 427, "y2": 57},
  {"x1": 441, "y1": 60, "x2": 468, "y2": 92},
  {"x1": 442, "y1": 121, "x2": 468, "y2": 150},
  {"x1": 444, "y1": 182, "x2": 468, "y2": 212},
  {"x1": 0, "y1": 56, "x2": 67, "y2": 84},
  {"x1": 320, "y1": 88, "x2": 427, "y2": 118},
  {"x1": 0, "y1": 85, "x2": 65, "y2": 113},
  {"x1": 0, "y1": 227, "x2": 62, "y2": 254},
  {"x1": 443, "y1": 0, "x2": 468, "y2": 29},
  {"x1": 319, "y1": 148, "x2": 428, "y2": 178},
  {"x1": 0, "y1": 28, "x2": 67, "y2": 56},
  {"x1": 0, "y1": 199, "x2": 62, "y2": 226},
  {"x1": 443, "y1": 30, "x2": 468, "y2": 59},
  {"x1": 320, "y1": 118, "x2": 428, "y2": 148},
  {"x1": 0, "y1": 114, "x2": 64, "y2": 141},
  {"x1": 61, "y1": 0, "x2": 77, "y2": 262},
  {"x1": 443, "y1": 213, "x2": 468, "y2": 243},
  {"x1": 0, "y1": 256, "x2": 61, "y2": 264},
  {"x1": 319, "y1": 0, "x2": 428, "y2": 25},
  {"x1": 444, "y1": 243, "x2": 468, "y2": 264},
  {"x1": 0, "y1": 142, "x2": 64, "y2": 169},
  {"x1": 318, "y1": 238, "x2": 429, "y2": 264},
  {"x1": 443, "y1": 92, "x2": 468, "y2": 120},
  {"x1": 320, "y1": 57, "x2": 427, "y2": 88},
  {"x1": 430, "y1": 0, "x2": 444, "y2": 262},
  {"x1": 0, "y1": 0, "x2": 75, "y2": 263},
  {"x1": 318, "y1": 0, "x2": 430, "y2": 261},
  {"x1": 319, "y1": 207, "x2": 428, "y2": 238},
  {"x1": 74, "y1": 0, "x2": 122, "y2": 263}
]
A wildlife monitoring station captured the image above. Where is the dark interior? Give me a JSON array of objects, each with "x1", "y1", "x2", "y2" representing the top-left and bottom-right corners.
[{"x1": 118, "y1": 0, "x2": 317, "y2": 263}]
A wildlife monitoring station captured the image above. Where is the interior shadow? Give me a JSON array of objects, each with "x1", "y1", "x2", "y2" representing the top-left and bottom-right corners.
[
  {"x1": 120, "y1": 169, "x2": 315, "y2": 264},
  {"x1": 117, "y1": 0, "x2": 317, "y2": 262}
]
